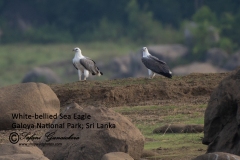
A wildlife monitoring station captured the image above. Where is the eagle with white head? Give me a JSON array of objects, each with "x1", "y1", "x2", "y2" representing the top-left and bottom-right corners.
[
  {"x1": 141, "y1": 47, "x2": 172, "y2": 79},
  {"x1": 72, "y1": 47, "x2": 103, "y2": 81}
]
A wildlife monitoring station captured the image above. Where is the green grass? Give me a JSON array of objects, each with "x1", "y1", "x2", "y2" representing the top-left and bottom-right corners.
[
  {"x1": 114, "y1": 105, "x2": 164, "y2": 113},
  {"x1": 0, "y1": 42, "x2": 139, "y2": 87},
  {"x1": 113, "y1": 104, "x2": 207, "y2": 159},
  {"x1": 144, "y1": 133, "x2": 203, "y2": 150}
]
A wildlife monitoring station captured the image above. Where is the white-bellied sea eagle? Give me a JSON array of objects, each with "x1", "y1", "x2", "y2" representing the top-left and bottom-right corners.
[
  {"x1": 72, "y1": 47, "x2": 103, "y2": 81},
  {"x1": 141, "y1": 47, "x2": 172, "y2": 79}
]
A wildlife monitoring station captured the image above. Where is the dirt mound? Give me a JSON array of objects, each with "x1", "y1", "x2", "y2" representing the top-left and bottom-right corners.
[{"x1": 50, "y1": 73, "x2": 229, "y2": 108}]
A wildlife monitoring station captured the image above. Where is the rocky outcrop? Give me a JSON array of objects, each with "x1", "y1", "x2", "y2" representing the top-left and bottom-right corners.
[
  {"x1": 107, "y1": 54, "x2": 146, "y2": 79},
  {"x1": 101, "y1": 152, "x2": 134, "y2": 160},
  {"x1": 40, "y1": 103, "x2": 145, "y2": 160},
  {"x1": 0, "y1": 82, "x2": 60, "y2": 130},
  {"x1": 0, "y1": 141, "x2": 49, "y2": 160},
  {"x1": 147, "y1": 44, "x2": 188, "y2": 62},
  {"x1": 22, "y1": 67, "x2": 61, "y2": 84},
  {"x1": 224, "y1": 51, "x2": 240, "y2": 70},
  {"x1": 203, "y1": 68, "x2": 240, "y2": 154},
  {"x1": 192, "y1": 152, "x2": 240, "y2": 160},
  {"x1": 205, "y1": 48, "x2": 228, "y2": 67}
]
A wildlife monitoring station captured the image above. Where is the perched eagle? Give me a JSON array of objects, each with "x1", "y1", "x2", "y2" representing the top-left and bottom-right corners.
[
  {"x1": 141, "y1": 47, "x2": 172, "y2": 79},
  {"x1": 72, "y1": 47, "x2": 103, "y2": 81}
]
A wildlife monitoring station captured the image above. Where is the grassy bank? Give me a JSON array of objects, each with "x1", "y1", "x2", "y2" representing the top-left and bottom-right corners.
[{"x1": 114, "y1": 104, "x2": 207, "y2": 159}]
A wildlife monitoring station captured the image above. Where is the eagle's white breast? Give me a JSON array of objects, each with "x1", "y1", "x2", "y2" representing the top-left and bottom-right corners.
[{"x1": 73, "y1": 52, "x2": 85, "y2": 71}]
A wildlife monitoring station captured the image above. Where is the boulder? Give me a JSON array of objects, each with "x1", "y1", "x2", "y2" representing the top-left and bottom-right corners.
[
  {"x1": 107, "y1": 53, "x2": 146, "y2": 79},
  {"x1": 109, "y1": 55, "x2": 135, "y2": 78},
  {"x1": 153, "y1": 124, "x2": 203, "y2": 134},
  {"x1": 0, "y1": 141, "x2": 49, "y2": 160},
  {"x1": 22, "y1": 67, "x2": 61, "y2": 84},
  {"x1": 147, "y1": 44, "x2": 188, "y2": 62},
  {"x1": 203, "y1": 68, "x2": 240, "y2": 154},
  {"x1": 101, "y1": 152, "x2": 134, "y2": 160},
  {"x1": 193, "y1": 152, "x2": 240, "y2": 160},
  {"x1": 205, "y1": 48, "x2": 228, "y2": 67},
  {"x1": 0, "y1": 82, "x2": 60, "y2": 130},
  {"x1": 141, "y1": 150, "x2": 160, "y2": 159},
  {"x1": 224, "y1": 51, "x2": 240, "y2": 70},
  {"x1": 172, "y1": 62, "x2": 226, "y2": 75},
  {"x1": 39, "y1": 103, "x2": 145, "y2": 160},
  {"x1": 111, "y1": 56, "x2": 132, "y2": 74}
]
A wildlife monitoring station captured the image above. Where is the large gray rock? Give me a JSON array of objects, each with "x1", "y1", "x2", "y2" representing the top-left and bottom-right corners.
[
  {"x1": 107, "y1": 53, "x2": 146, "y2": 79},
  {"x1": 0, "y1": 141, "x2": 49, "y2": 160},
  {"x1": 203, "y1": 68, "x2": 240, "y2": 154},
  {"x1": 0, "y1": 82, "x2": 60, "y2": 130},
  {"x1": 40, "y1": 103, "x2": 145, "y2": 160},
  {"x1": 147, "y1": 44, "x2": 188, "y2": 62},
  {"x1": 101, "y1": 152, "x2": 134, "y2": 160},
  {"x1": 205, "y1": 48, "x2": 228, "y2": 67},
  {"x1": 22, "y1": 67, "x2": 61, "y2": 84},
  {"x1": 193, "y1": 152, "x2": 240, "y2": 160},
  {"x1": 224, "y1": 51, "x2": 240, "y2": 70}
]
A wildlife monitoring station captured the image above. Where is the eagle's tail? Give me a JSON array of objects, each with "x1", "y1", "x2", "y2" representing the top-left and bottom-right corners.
[
  {"x1": 163, "y1": 71, "x2": 172, "y2": 78},
  {"x1": 98, "y1": 72, "x2": 103, "y2": 76}
]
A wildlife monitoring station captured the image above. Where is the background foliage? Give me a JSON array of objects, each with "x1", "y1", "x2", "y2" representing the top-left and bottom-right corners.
[
  {"x1": 0, "y1": 0, "x2": 239, "y2": 86},
  {"x1": 0, "y1": 0, "x2": 240, "y2": 50}
]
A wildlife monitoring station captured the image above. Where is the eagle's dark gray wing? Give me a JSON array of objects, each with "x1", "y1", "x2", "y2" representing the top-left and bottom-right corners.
[
  {"x1": 72, "y1": 63, "x2": 78, "y2": 70},
  {"x1": 142, "y1": 56, "x2": 172, "y2": 78},
  {"x1": 149, "y1": 55, "x2": 166, "y2": 64},
  {"x1": 80, "y1": 58, "x2": 103, "y2": 75}
]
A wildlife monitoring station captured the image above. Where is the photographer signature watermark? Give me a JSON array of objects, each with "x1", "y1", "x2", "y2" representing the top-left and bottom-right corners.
[{"x1": 9, "y1": 131, "x2": 79, "y2": 146}]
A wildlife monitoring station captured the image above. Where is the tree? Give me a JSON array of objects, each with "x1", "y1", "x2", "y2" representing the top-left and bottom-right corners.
[{"x1": 187, "y1": 6, "x2": 219, "y2": 58}]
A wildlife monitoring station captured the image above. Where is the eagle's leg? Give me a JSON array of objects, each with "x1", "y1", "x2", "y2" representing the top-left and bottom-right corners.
[
  {"x1": 148, "y1": 69, "x2": 155, "y2": 79},
  {"x1": 78, "y1": 70, "x2": 82, "y2": 81},
  {"x1": 151, "y1": 73, "x2": 156, "y2": 79},
  {"x1": 83, "y1": 70, "x2": 89, "y2": 81}
]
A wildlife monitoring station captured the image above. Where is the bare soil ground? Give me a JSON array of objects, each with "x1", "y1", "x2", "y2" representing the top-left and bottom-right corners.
[{"x1": 50, "y1": 72, "x2": 229, "y2": 108}]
